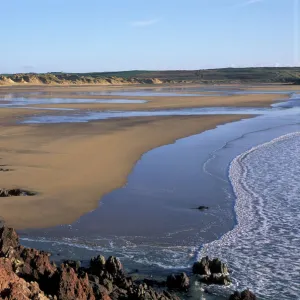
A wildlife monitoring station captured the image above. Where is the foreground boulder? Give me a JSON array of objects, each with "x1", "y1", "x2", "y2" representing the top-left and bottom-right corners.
[
  {"x1": 58, "y1": 264, "x2": 95, "y2": 300},
  {"x1": 193, "y1": 256, "x2": 231, "y2": 285},
  {"x1": 229, "y1": 290, "x2": 257, "y2": 300},
  {"x1": 0, "y1": 258, "x2": 49, "y2": 300}
]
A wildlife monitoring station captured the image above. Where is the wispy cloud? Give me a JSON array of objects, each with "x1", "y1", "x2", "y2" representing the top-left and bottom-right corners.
[
  {"x1": 130, "y1": 19, "x2": 159, "y2": 27},
  {"x1": 237, "y1": 0, "x2": 264, "y2": 7}
]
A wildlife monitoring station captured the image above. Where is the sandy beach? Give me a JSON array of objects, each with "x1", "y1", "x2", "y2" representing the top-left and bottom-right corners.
[
  {"x1": 0, "y1": 84, "x2": 292, "y2": 115},
  {"x1": 29, "y1": 93, "x2": 284, "y2": 111},
  {"x1": 0, "y1": 84, "x2": 292, "y2": 229},
  {"x1": 0, "y1": 114, "x2": 250, "y2": 229}
]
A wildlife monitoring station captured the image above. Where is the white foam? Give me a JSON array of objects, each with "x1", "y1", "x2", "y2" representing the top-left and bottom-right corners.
[{"x1": 200, "y1": 132, "x2": 300, "y2": 299}]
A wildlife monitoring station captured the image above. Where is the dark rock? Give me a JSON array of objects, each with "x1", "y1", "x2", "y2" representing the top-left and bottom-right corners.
[
  {"x1": 128, "y1": 283, "x2": 181, "y2": 300},
  {"x1": 0, "y1": 226, "x2": 185, "y2": 300},
  {"x1": 88, "y1": 274, "x2": 100, "y2": 284},
  {"x1": 0, "y1": 188, "x2": 35, "y2": 197},
  {"x1": 201, "y1": 273, "x2": 231, "y2": 286},
  {"x1": 116, "y1": 276, "x2": 133, "y2": 289},
  {"x1": 0, "y1": 227, "x2": 58, "y2": 295},
  {"x1": 209, "y1": 258, "x2": 228, "y2": 274},
  {"x1": 193, "y1": 256, "x2": 230, "y2": 285},
  {"x1": 17, "y1": 246, "x2": 57, "y2": 279},
  {"x1": 229, "y1": 290, "x2": 257, "y2": 300},
  {"x1": 63, "y1": 259, "x2": 81, "y2": 272},
  {"x1": 105, "y1": 256, "x2": 123, "y2": 276},
  {"x1": 0, "y1": 227, "x2": 19, "y2": 256},
  {"x1": 90, "y1": 283, "x2": 111, "y2": 300},
  {"x1": 230, "y1": 291, "x2": 242, "y2": 300},
  {"x1": 143, "y1": 278, "x2": 166, "y2": 288},
  {"x1": 78, "y1": 266, "x2": 89, "y2": 279},
  {"x1": 166, "y1": 272, "x2": 189, "y2": 291},
  {"x1": 110, "y1": 287, "x2": 128, "y2": 299},
  {"x1": 192, "y1": 256, "x2": 210, "y2": 275},
  {"x1": 16, "y1": 246, "x2": 58, "y2": 294},
  {"x1": 90, "y1": 255, "x2": 106, "y2": 275},
  {"x1": 0, "y1": 258, "x2": 48, "y2": 299},
  {"x1": 58, "y1": 264, "x2": 95, "y2": 300},
  {"x1": 197, "y1": 206, "x2": 209, "y2": 210},
  {"x1": 101, "y1": 278, "x2": 113, "y2": 294}
]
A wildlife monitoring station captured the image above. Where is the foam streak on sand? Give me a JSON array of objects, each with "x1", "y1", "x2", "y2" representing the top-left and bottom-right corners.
[{"x1": 200, "y1": 132, "x2": 300, "y2": 299}]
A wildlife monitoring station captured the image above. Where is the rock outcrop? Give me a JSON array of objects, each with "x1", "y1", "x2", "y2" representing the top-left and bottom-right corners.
[
  {"x1": 58, "y1": 264, "x2": 95, "y2": 300},
  {"x1": 0, "y1": 258, "x2": 49, "y2": 300},
  {"x1": 0, "y1": 226, "x2": 181, "y2": 300},
  {"x1": 0, "y1": 226, "x2": 259, "y2": 300},
  {"x1": 229, "y1": 290, "x2": 257, "y2": 300},
  {"x1": 0, "y1": 188, "x2": 36, "y2": 197},
  {"x1": 193, "y1": 256, "x2": 231, "y2": 285},
  {"x1": 166, "y1": 273, "x2": 189, "y2": 291}
]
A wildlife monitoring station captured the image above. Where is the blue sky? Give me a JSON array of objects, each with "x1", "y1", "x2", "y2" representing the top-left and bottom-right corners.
[{"x1": 0, "y1": 0, "x2": 299, "y2": 73}]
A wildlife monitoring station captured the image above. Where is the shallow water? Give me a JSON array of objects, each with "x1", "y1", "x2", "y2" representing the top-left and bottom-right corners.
[
  {"x1": 20, "y1": 107, "x2": 300, "y2": 299},
  {"x1": 73, "y1": 87, "x2": 300, "y2": 97},
  {"x1": 0, "y1": 96, "x2": 146, "y2": 107},
  {"x1": 201, "y1": 132, "x2": 300, "y2": 299},
  {"x1": 20, "y1": 107, "x2": 273, "y2": 123},
  {"x1": 4, "y1": 86, "x2": 300, "y2": 99},
  {"x1": 16, "y1": 90, "x2": 300, "y2": 299},
  {"x1": 19, "y1": 92, "x2": 300, "y2": 124}
]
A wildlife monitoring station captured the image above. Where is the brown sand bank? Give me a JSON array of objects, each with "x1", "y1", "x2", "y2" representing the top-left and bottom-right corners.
[{"x1": 0, "y1": 114, "x2": 249, "y2": 229}]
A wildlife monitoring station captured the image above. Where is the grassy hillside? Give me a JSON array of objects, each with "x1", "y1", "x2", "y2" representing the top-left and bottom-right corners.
[
  {"x1": 1, "y1": 67, "x2": 300, "y2": 85},
  {"x1": 48, "y1": 67, "x2": 300, "y2": 83}
]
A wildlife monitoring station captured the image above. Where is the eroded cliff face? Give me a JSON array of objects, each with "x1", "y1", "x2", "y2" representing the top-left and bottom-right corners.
[{"x1": 0, "y1": 74, "x2": 164, "y2": 86}]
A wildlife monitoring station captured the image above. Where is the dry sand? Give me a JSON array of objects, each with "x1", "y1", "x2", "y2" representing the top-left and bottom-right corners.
[{"x1": 0, "y1": 115, "x2": 249, "y2": 229}]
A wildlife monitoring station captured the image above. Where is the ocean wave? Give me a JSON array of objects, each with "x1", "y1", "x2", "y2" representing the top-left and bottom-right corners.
[{"x1": 199, "y1": 132, "x2": 300, "y2": 299}]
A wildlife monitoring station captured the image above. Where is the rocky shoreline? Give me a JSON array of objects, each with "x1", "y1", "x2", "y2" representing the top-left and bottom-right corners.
[{"x1": 0, "y1": 226, "x2": 256, "y2": 300}]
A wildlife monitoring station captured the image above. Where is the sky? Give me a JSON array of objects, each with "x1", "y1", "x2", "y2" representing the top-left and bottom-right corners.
[{"x1": 0, "y1": 0, "x2": 299, "y2": 73}]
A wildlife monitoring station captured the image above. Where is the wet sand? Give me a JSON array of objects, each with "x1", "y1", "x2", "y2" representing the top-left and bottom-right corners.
[
  {"x1": 0, "y1": 84, "x2": 292, "y2": 229},
  {"x1": 0, "y1": 107, "x2": 68, "y2": 125},
  {"x1": 28, "y1": 94, "x2": 284, "y2": 111},
  {"x1": 0, "y1": 84, "x2": 292, "y2": 112},
  {"x1": 0, "y1": 114, "x2": 249, "y2": 229}
]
